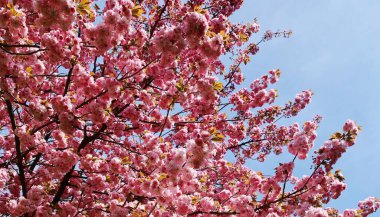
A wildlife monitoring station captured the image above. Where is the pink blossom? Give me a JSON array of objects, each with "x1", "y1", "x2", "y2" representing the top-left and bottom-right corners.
[
  {"x1": 342, "y1": 209, "x2": 356, "y2": 217},
  {"x1": 0, "y1": 1, "x2": 376, "y2": 216},
  {"x1": 304, "y1": 207, "x2": 328, "y2": 217}
]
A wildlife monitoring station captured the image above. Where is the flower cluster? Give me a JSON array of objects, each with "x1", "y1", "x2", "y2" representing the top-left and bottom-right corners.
[
  {"x1": 288, "y1": 120, "x2": 317, "y2": 159},
  {"x1": 284, "y1": 90, "x2": 313, "y2": 117}
]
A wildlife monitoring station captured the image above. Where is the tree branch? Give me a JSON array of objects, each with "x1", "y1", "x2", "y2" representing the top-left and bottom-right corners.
[
  {"x1": 76, "y1": 90, "x2": 107, "y2": 109},
  {"x1": 29, "y1": 132, "x2": 52, "y2": 173},
  {"x1": 63, "y1": 64, "x2": 75, "y2": 96},
  {"x1": 51, "y1": 124, "x2": 107, "y2": 205},
  {"x1": 5, "y1": 100, "x2": 28, "y2": 197},
  {"x1": 227, "y1": 139, "x2": 265, "y2": 150},
  {"x1": 255, "y1": 161, "x2": 324, "y2": 211},
  {"x1": 0, "y1": 45, "x2": 46, "y2": 55},
  {"x1": 149, "y1": 0, "x2": 169, "y2": 39},
  {"x1": 0, "y1": 43, "x2": 41, "y2": 48},
  {"x1": 188, "y1": 211, "x2": 238, "y2": 216}
]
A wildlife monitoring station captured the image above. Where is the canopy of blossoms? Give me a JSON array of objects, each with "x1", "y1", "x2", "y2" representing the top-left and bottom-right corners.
[{"x1": 0, "y1": 0, "x2": 378, "y2": 216}]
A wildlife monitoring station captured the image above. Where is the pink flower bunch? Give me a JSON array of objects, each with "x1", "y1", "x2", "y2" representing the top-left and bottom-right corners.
[
  {"x1": 210, "y1": 0, "x2": 244, "y2": 16},
  {"x1": 0, "y1": 169, "x2": 9, "y2": 190},
  {"x1": 151, "y1": 26, "x2": 186, "y2": 65},
  {"x1": 230, "y1": 70, "x2": 279, "y2": 113},
  {"x1": 209, "y1": 14, "x2": 228, "y2": 33},
  {"x1": 284, "y1": 90, "x2": 313, "y2": 117},
  {"x1": 288, "y1": 121, "x2": 317, "y2": 160},
  {"x1": 29, "y1": 99, "x2": 49, "y2": 121},
  {"x1": 84, "y1": 1, "x2": 133, "y2": 54},
  {"x1": 182, "y1": 12, "x2": 208, "y2": 45},
  {"x1": 0, "y1": 6, "x2": 27, "y2": 37},
  {"x1": 40, "y1": 30, "x2": 68, "y2": 64},
  {"x1": 358, "y1": 197, "x2": 380, "y2": 216},
  {"x1": 304, "y1": 206, "x2": 328, "y2": 217},
  {"x1": 34, "y1": 0, "x2": 75, "y2": 31},
  {"x1": 201, "y1": 35, "x2": 223, "y2": 60},
  {"x1": 260, "y1": 177, "x2": 281, "y2": 200},
  {"x1": 51, "y1": 150, "x2": 79, "y2": 173},
  {"x1": 274, "y1": 162, "x2": 294, "y2": 182},
  {"x1": 176, "y1": 195, "x2": 196, "y2": 215}
]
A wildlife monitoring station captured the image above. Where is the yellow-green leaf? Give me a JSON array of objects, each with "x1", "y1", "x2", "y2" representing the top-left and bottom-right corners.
[
  {"x1": 199, "y1": 176, "x2": 208, "y2": 183},
  {"x1": 175, "y1": 77, "x2": 184, "y2": 91},
  {"x1": 211, "y1": 132, "x2": 224, "y2": 142},
  {"x1": 275, "y1": 68, "x2": 281, "y2": 76},
  {"x1": 194, "y1": 5, "x2": 206, "y2": 14},
  {"x1": 330, "y1": 132, "x2": 342, "y2": 139},
  {"x1": 132, "y1": 5, "x2": 144, "y2": 18},
  {"x1": 191, "y1": 196, "x2": 199, "y2": 205},
  {"x1": 7, "y1": 2, "x2": 21, "y2": 17},
  {"x1": 334, "y1": 169, "x2": 345, "y2": 181},
  {"x1": 239, "y1": 33, "x2": 249, "y2": 43},
  {"x1": 219, "y1": 30, "x2": 230, "y2": 42},
  {"x1": 76, "y1": 0, "x2": 95, "y2": 20},
  {"x1": 25, "y1": 66, "x2": 33, "y2": 77},
  {"x1": 243, "y1": 55, "x2": 250, "y2": 65},
  {"x1": 213, "y1": 81, "x2": 223, "y2": 92},
  {"x1": 209, "y1": 127, "x2": 217, "y2": 135},
  {"x1": 256, "y1": 171, "x2": 264, "y2": 178},
  {"x1": 121, "y1": 156, "x2": 133, "y2": 165},
  {"x1": 158, "y1": 173, "x2": 168, "y2": 181}
]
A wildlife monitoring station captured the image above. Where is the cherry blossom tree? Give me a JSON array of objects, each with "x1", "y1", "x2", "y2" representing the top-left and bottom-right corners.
[{"x1": 0, "y1": 0, "x2": 378, "y2": 216}]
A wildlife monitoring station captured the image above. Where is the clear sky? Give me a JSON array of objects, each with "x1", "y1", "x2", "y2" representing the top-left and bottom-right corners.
[{"x1": 228, "y1": 0, "x2": 380, "y2": 211}]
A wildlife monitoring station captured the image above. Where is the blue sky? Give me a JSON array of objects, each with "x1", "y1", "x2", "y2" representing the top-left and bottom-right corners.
[{"x1": 228, "y1": 0, "x2": 380, "y2": 211}]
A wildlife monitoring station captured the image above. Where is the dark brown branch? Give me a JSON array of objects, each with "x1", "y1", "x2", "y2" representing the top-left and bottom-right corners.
[
  {"x1": 51, "y1": 166, "x2": 76, "y2": 205},
  {"x1": 119, "y1": 57, "x2": 159, "y2": 80},
  {"x1": 77, "y1": 124, "x2": 107, "y2": 151},
  {"x1": 30, "y1": 117, "x2": 57, "y2": 134},
  {"x1": 0, "y1": 46, "x2": 46, "y2": 55},
  {"x1": 28, "y1": 153, "x2": 42, "y2": 173},
  {"x1": 139, "y1": 119, "x2": 161, "y2": 125},
  {"x1": 51, "y1": 124, "x2": 107, "y2": 205},
  {"x1": 158, "y1": 100, "x2": 172, "y2": 137},
  {"x1": 221, "y1": 40, "x2": 265, "y2": 93},
  {"x1": 149, "y1": 0, "x2": 169, "y2": 39},
  {"x1": 0, "y1": 43, "x2": 41, "y2": 48},
  {"x1": 92, "y1": 56, "x2": 98, "y2": 73},
  {"x1": 221, "y1": 62, "x2": 242, "y2": 93},
  {"x1": 5, "y1": 100, "x2": 28, "y2": 197},
  {"x1": 112, "y1": 103, "x2": 131, "y2": 117},
  {"x1": 32, "y1": 74, "x2": 68, "y2": 78},
  {"x1": 281, "y1": 153, "x2": 298, "y2": 198},
  {"x1": 29, "y1": 132, "x2": 51, "y2": 173},
  {"x1": 254, "y1": 161, "x2": 324, "y2": 211},
  {"x1": 147, "y1": 202, "x2": 157, "y2": 216},
  {"x1": 227, "y1": 139, "x2": 265, "y2": 150},
  {"x1": 63, "y1": 64, "x2": 75, "y2": 96},
  {"x1": 97, "y1": 138, "x2": 142, "y2": 156},
  {"x1": 76, "y1": 90, "x2": 107, "y2": 109},
  {"x1": 188, "y1": 211, "x2": 238, "y2": 216}
]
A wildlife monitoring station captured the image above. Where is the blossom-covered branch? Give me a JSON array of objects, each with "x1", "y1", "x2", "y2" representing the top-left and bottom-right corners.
[{"x1": 0, "y1": 0, "x2": 378, "y2": 216}]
